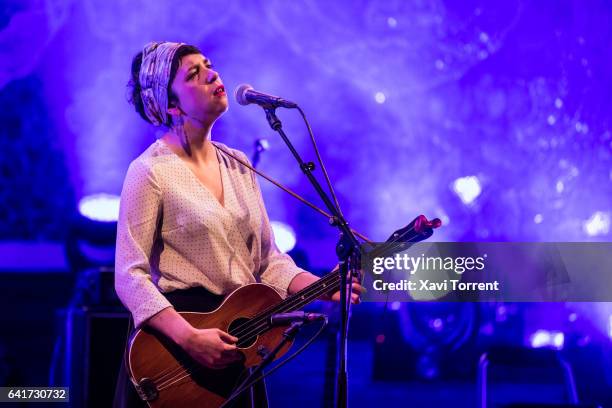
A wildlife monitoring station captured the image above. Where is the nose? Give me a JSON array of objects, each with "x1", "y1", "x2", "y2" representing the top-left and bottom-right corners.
[{"x1": 206, "y1": 68, "x2": 218, "y2": 84}]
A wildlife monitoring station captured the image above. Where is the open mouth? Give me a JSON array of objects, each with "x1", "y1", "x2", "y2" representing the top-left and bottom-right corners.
[{"x1": 213, "y1": 85, "x2": 226, "y2": 96}]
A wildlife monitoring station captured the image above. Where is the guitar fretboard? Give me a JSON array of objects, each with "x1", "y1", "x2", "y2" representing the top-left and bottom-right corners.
[{"x1": 232, "y1": 270, "x2": 343, "y2": 343}]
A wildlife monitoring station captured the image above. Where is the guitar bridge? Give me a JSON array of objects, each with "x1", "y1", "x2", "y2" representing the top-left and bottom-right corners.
[{"x1": 135, "y1": 378, "x2": 159, "y2": 401}]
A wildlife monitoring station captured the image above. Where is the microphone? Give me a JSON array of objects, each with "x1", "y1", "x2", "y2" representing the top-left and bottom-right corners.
[
  {"x1": 269, "y1": 311, "x2": 326, "y2": 326},
  {"x1": 234, "y1": 84, "x2": 298, "y2": 109}
]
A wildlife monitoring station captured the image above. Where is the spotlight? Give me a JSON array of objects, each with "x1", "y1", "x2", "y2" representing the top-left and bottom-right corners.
[
  {"x1": 78, "y1": 193, "x2": 120, "y2": 222},
  {"x1": 529, "y1": 330, "x2": 564, "y2": 350},
  {"x1": 270, "y1": 221, "x2": 296, "y2": 253},
  {"x1": 67, "y1": 194, "x2": 119, "y2": 272},
  {"x1": 552, "y1": 332, "x2": 565, "y2": 349},
  {"x1": 452, "y1": 176, "x2": 481, "y2": 205},
  {"x1": 583, "y1": 211, "x2": 610, "y2": 236}
]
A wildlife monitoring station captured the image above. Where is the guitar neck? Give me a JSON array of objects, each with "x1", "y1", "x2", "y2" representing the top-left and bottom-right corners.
[
  {"x1": 276, "y1": 270, "x2": 342, "y2": 313},
  {"x1": 249, "y1": 271, "x2": 341, "y2": 323},
  {"x1": 236, "y1": 215, "x2": 441, "y2": 339}
]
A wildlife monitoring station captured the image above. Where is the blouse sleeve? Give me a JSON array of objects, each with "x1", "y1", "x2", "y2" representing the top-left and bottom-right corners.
[
  {"x1": 242, "y1": 153, "x2": 307, "y2": 298},
  {"x1": 114, "y1": 159, "x2": 172, "y2": 328}
]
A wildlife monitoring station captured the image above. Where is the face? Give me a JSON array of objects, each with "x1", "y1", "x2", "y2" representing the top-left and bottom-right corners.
[{"x1": 168, "y1": 53, "x2": 228, "y2": 124}]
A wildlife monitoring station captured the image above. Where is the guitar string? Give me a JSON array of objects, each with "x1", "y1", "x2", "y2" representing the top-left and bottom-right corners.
[
  {"x1": 148, "y1": 347, "x2": 199, "y2": 382},
  {"x1": 151, "y1": 222, "x2": 432, "y2": 386},
  {"x1": 226, "y1": 225, "x2": 419, "y2": 339},
  {"x1": 210, "y1": 144, "x2": 434, "y2": 339},
  {"x1": 151, "y1": 232, "x2": 424, "y2": 388},
  {"x1": 146, "y1": 272, "x2": 341, "y2": 385},
  {"x1": 155, "y1": 284, "x2": 349, "y2": 390},
  {"x1": 152, "y1": 243, "x2": 421, "y2": 389},
  {"x1": 149, "y1": 226, "x2": 424, "y2": 387},
  {"x1": 158, "y1": 370, "x2": 195, "y2": 391},
  {"x1": 154, "y1": 342, "x2": 259, "y2": 390},
  {"x1": 152, "y1": 271, "x2": 345, "y2": 388},
  {"x1": 152, "y1": 267, "x2": 350, "y2": 387},
  {"x1": 155, "y1": 251, "x2": 395, "y2": 391},
  {"x1": 149, "y1": 144, "x2": 373, "y2": 391},
  {"x1": 226, "y1": 222, "x2": 419, "y2": 338},
  {"x1": 150, "y1": 354, "x2": 201, "y2": 387},
  {"x1": 232, "y1": 273, "x2": 340, "y2": 338},
  {"x1": 151, "y1": 273, "x2": 341, "y2": 389},
  {"x1": 154, "y1": 363, "x2": 195, "y2": 389},
  {"x1": 149, "y1": 272, "x2": 344, "y2": 389},
  {"x1": 234, "y1": 220, "x2": 430, "y2": 337}
]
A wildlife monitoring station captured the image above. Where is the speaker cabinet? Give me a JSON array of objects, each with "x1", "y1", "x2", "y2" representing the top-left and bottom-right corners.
[{"x1": 62, "y1": 307, "x2": 130, "y2": 408}]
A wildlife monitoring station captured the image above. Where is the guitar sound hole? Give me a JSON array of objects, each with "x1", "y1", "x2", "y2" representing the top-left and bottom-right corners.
[{"x1": 228, "y1": 317, "x2": 258, "y2": 348}]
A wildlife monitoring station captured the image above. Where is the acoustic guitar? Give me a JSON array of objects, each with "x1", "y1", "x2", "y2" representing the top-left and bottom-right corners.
[{"x1": 127, "y1": 215, "x2": 440, "y2": 407}]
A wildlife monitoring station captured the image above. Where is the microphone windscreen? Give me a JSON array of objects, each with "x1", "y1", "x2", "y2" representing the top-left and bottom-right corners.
[{"x1": 234, "y1": 84, "x2": 254, "y2": 106}]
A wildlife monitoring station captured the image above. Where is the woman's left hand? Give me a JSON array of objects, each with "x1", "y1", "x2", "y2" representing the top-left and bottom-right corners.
[
  {"x1": 287, "y1": 271, "x2": 365, "y2": 304},
  {"x1": 329, "y1": 282, "x2": 364, "y2": 304}
]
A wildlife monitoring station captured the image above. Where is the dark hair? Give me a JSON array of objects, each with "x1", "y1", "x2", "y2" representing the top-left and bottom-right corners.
[{"x1": 127, "y1": 44, "x2": 202, "y2": 126}]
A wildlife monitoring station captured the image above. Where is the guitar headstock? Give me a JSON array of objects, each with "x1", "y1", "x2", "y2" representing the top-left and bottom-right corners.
[
  {"x1": 361, "y1": 215, "x2": 442, "y2": 259},
  {"x1": 384, "y1": 215, "x2": 442, "y2": 245}
]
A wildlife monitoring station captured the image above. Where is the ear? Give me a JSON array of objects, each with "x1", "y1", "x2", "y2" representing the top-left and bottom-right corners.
[{"x1": 167, "y1": 102, "x2": 183, "y2": 117}]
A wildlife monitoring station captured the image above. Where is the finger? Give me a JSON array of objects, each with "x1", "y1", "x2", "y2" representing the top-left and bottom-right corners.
[
  {"x1": 217, "y1": 329, "x2": 239, "y2": 344},
  {"x1": 336, "y1": 284, "x2": 364, "y2": 297},
  {"x1": 350, "y1": 283, "x2": 366, "y2": 294},
  {"x1": 330, "y1": 291, "x2": 361, "y2": 303},
  {"x1": 222, "y1": 342, "x2": 238, "y2": 351}
]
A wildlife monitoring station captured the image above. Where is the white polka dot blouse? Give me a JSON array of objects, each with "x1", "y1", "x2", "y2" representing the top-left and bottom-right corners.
[{"x1": 114, "y1": 139, "x2": 305, "y2": 328}]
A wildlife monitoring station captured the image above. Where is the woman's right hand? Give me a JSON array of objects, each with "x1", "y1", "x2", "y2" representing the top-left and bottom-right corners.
[
  {"x1": 179, "y1": 328, "x2": 242, "y2": 369},
  {"x1": 146, "y1": 307, "x2": 243, "y2": 370}
]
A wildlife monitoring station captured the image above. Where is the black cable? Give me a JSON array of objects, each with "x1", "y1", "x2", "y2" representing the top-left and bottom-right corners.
[
  {"x1": 296, "y1": 106, "x2": 345, "y2": 219},
  {"x1": 220, "y1": 318, "x2": 328, "y2": 408}
]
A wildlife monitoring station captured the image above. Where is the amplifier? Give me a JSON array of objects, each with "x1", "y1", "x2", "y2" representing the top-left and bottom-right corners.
[{"x1": 60, "y1": 307, "x2": 130, "y2": 408}]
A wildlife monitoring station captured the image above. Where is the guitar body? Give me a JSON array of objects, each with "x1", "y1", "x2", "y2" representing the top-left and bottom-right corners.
[{"x1": 127, "y1": 283, "x2": 291, "y2": 408}]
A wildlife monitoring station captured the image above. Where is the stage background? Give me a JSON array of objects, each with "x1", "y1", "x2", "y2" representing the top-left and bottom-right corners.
[{"x1": 1, "y1": 1, "x2": 611, "y2": 407}]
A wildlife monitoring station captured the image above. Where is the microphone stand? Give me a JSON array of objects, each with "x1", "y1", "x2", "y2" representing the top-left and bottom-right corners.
[{"x1": 263, "y1": 106, "x2": 360, "y2": 408}]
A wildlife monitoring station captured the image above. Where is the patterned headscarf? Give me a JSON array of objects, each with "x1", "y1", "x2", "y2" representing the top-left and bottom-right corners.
[{"x1": 139, "y1": 41, "x2": 184, "y2": 126}]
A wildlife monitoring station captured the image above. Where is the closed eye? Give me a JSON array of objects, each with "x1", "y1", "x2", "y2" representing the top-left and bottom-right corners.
[
  {"x1": 187, "y1": 63, "x2": 215, "y2": 81},
  {"x1": 187, "y1": 66, "x2": 199, "y2": 81}
]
